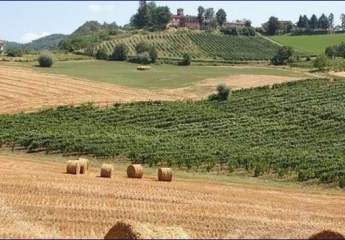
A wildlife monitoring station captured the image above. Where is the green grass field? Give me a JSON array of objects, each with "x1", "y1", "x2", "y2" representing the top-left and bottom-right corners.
[
  {"x1": 271, "y1": 33, "x2": 345, "y2": 55},
  {"x1": 33, "y1": 60, "x2": 304, "y2": 89},
  {"x1": 1, "y1": 79, "x2": 345, "y2": 185}
]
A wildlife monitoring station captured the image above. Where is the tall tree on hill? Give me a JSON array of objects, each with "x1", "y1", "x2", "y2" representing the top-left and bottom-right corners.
[
  {"x1": 151, "y1": 6, "x2": 172, "y2": 29},
  {"x1": 309, "y1": 14, "x2": 318, "y2": 29},
  {"x1": 328, "y1": 13, "x2": 334, "y2": 31},
  {"x1": 197, "y1": 6, "x2": 205, "y2": 26},
  {"x1": 318, "y1": 14, "x2": 330, "y2": 30},
  {"x1": 266, "y1": 16, "x2": 280, "y2": 35},
  {"x1": 130, "y1": 2, "x2": 171, "y2": 30},
  {"x1": 341, "y1": 14, "x2": 345, "y2": 31},
  {"x1": 216, "y1": 8, "x2": 227, "y2": 27},
  {"x1": 297, "y1": 15, "x2": 309, "y2": 29},
  {"x1": 204, "y1": 8, "x2": 215, "y2": 26}
]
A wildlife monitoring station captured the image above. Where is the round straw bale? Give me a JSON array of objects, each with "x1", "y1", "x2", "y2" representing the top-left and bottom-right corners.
[
  {"x1": 66, "y1": 160, "x2": 80, "y2": 175},
  {"x1": 101, "y1": 164, "x2": 113, "y2": 178},
  {"x1": 158, "y1": 167, "x2": 173, "y2": 182},
  {"x1": 104, "y1": 220, "x2": 189, "y2": 239},
  {"x1": 78, "y1": 157, "x2": 89, "y2": 174},
  {"x1": 127, "y1": 164, "x2": 143, "y2": 178},
  {"x1": 309, "y1": 230, "x2": 344, "y2": 239}
]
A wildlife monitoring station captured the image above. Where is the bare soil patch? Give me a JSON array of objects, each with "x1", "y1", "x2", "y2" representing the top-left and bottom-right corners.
[{"x1": 0, "y1": 153, "x2": 344, "y2": 238}]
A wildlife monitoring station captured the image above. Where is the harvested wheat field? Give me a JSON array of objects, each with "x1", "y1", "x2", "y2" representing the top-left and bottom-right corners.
[
  {"x1": 0, "y1": 64, "x2": 175, "y2": 115},
  {"x1": 0, "y1": 152, "x2": 344, "y2": 238},
  {"x1": 0, "y1": 64, "x2": 306, "y2": 114}
]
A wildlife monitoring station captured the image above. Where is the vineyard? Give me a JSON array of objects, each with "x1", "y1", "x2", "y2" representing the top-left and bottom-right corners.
[
  {"x1": 0, "y1": 78, "x2": 345, "y2": 184},
  {"x1": 92, "y1": 30, "x2": 279, "y2": 60}
]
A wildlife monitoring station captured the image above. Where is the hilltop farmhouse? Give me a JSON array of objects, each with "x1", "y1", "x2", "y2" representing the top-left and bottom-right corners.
[{"x1": 167, "y1": 8, "x2": 248, "y2": 30}]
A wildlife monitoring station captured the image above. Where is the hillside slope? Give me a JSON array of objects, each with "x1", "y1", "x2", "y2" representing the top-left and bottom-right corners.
[
  {"x1": 1, "y1": 78, "x2": 344, "y2": 184},
  {"x1": 271, "y1": 33, "x2": 345, "y2": 55},
  {"x1": 93, "y1": 30, "x2": 280, "y2": 60}
]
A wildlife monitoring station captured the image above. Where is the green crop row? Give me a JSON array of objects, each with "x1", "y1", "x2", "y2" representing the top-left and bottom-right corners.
[{"x1": 1, "y1": 78, "x2": 344, "y2": 183}]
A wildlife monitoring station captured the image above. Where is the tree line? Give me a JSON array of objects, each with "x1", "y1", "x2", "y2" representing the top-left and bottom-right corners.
[{"x1": 262, "y1": 13, "x2": 345, "y2": 35}]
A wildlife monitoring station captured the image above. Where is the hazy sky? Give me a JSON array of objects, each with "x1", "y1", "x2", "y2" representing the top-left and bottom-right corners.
[{"x1": 1, "y1": 1, "x2": 345, "y2": 43}]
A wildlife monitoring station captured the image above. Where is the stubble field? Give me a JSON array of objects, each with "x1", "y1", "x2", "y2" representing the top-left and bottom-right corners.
[{"x1": 0, "y1": 152, "x2": 344, "y2": 238}]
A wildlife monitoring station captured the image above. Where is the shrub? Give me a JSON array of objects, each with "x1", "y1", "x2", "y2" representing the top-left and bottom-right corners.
[
  {"x1": 6, "y1": 48, "x2": 23, "y2": 57},
  {"x1": 136, "y1": 52, "x2": 151, "y2": 65},
  {"x1": 271, "y1": 46, "x2": 294, "y2": 65},
  {"x1": 148, "y1": 46, "x2": 158, "y2": 63},
  {"x1": 179, "y1": 53, "x2": 192, "y2": 66},
  {"x1": 38, "y1": 52, "x2": 53, "y2": 68},
  {"x1": 325, "y1": 46, "x2": 337, "y2": 59},
  {"x1": 208, "y1": 84, "x2": 231, "y2": 101},
  {"x1": 111, "y1": 44, "x2": 129, "y2": 61},
  {"x1": 96, "y1": 48, "x2": 109, "y2": 60},
  {"x1": 135, "y1": 41, "x2": 150, "y2": 54},
  {"x1": 135, "y1": 42, "x2": 157, "y2": 63},
  {"x1": 313, "y1": 55, "x2": 330, "y2": 71}
]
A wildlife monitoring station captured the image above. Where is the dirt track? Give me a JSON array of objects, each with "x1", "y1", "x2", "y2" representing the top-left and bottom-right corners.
[
  {"x1": 0, "y1": 152, "x2": 344, "y2": 238},
  {"x1": 0, "y1": 64, "x2": 304, "y2": 114}
]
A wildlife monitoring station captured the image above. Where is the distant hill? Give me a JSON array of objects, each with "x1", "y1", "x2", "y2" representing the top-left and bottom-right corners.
[
  {"x1": 25, "y1": 34, "x2": 67, "y2": 50},
  {"x1": 3, "y1": 34, "x2": 67, "y2": 51},
  {"x1": 92, "y1": 30, "x2": 280, "y2": 61},
  {"x1": 71, "y1": 21, "x2": 118, "y2": 36}
]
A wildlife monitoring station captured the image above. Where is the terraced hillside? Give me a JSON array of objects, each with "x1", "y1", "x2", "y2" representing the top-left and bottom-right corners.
[
  {"x1": 1, "y1": 79, "x2": 345, "y2": 185},
  {"x1": 93, "y1": 30, "x2": 279, "y2": 60}
]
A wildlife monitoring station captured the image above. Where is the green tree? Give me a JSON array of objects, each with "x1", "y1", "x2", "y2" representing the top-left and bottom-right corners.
[
  {"x1": 135, "y1": 42, "x2": 156, "y2": 63},
  {"x1": 151, "y1": 6, "x2": 172, "y2": 29},
  {"x1": 197, "y1": 6, "x2": 205, "y2": 26},
  {"x1": 6, "y1": 48, "x2": 23, "y2": 57},
  {"x1": 137, "y1": 52, "x2": 151, "y2": 65},
  {"x1": 204, "y1": 8, "x2": 215, "y2": 28},
  {"x1": 297, "y1": 15, "x2": 309, "y2": 29},
  {"x1": 309, "y1": 14, "x2": 318, "y2": 29},
  {"x1": 271, "y1": 46, "x2": 294, "y2": 65},
  {"x1": 325, "y1": 46, "x2": 337, "y2": 59},
  {"x1": 96, "y1": 48, "x2": 109, "y2": 60},
  {"x1": 318, "y1": 14, "x2": 330, "y2": 30},
  {"x1": 328, "y1": 13, "x2": 334, "y2": 31},
  {"x1": 179, "y1": 53, "x2": 192, "y2": 66},
  {"x1": 266, "y1": 16, "x2": 280, "y2": 35},
  {"x1": 341, "y1": 14, "x2": 345, "y2": 31},
  {"x1": 135, "y1": 41, "x2": 150, "y2": 54},
  {"x1": 208, "y1": 84, "x2": 231, "y2": 101},
  {"x1": 313, "y1": 55, "x2": 330, "y2": 71},
  {"x1": 148, "y1": 46, "x2": 158, "y2": 63},
  {"x1": 111, "y1": 44, "x2": 129, "y2": 61},
  {"x1": 216, "y1": 9, "x2": 227, "y2": 27}
]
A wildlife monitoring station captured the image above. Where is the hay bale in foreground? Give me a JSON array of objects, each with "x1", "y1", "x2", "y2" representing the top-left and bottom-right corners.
[
  {"x1": 100, "y1": 164, "x2": 113, "y2": 178},
  {"x1": 158, "y1": 167, "x2": 173, "y2": 182},
  {"x1": 309, "y1": 230, "x2": 344, "y2": 239},
  {"x1": 127, "y1": 164, "x2": 143, "y2": 179},
  {"x1": 104, "y1": 220, "x2": 189, "y2": 239},
  {"x1": 78, "y1": 157, "x2": 89, "y2": 174},
  {"x1": 66, "y1": 160, "x2": 80, "y2": 175}
]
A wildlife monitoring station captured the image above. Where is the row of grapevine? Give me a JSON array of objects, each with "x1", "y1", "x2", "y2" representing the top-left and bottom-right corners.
[
  {"x1": 91, "y1": 31, "x2": 279, "y2": 61},
  {"x1": 0, "y1": 78, "x2": 345, "y2": 183}
]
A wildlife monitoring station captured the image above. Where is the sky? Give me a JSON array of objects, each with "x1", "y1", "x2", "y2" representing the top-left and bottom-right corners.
[{"x1": 1, "y1": 1, "x2": 345, "y2": 43}]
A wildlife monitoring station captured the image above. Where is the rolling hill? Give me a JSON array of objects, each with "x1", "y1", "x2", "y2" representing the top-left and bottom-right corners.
[{"x1": 92, "y1": 30, "x2": 280, "y2": 61}]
